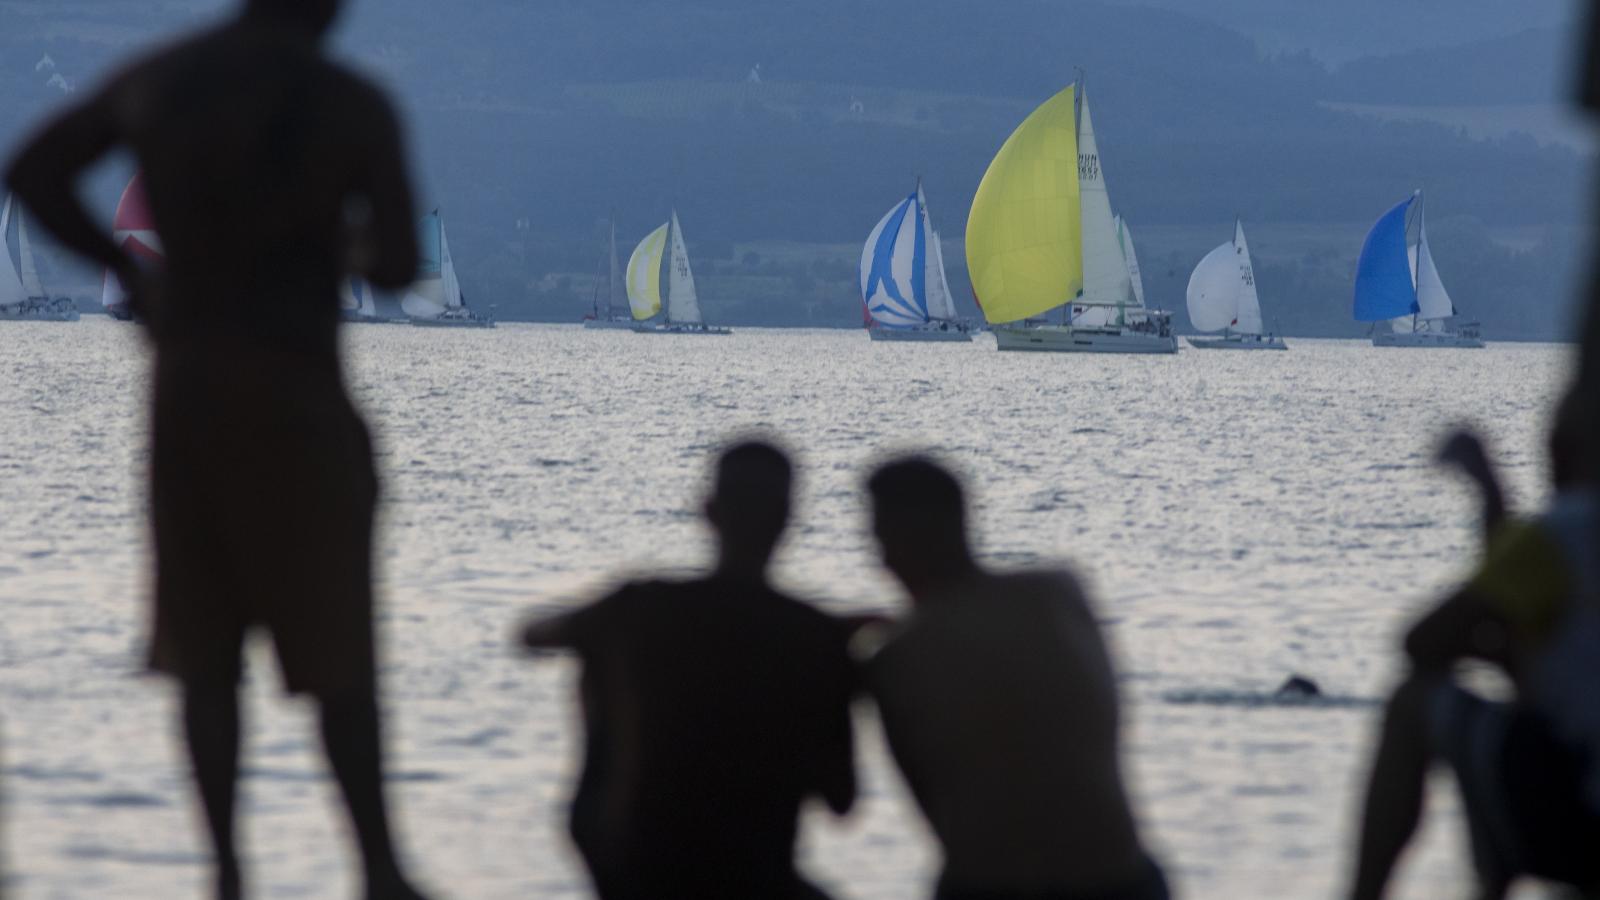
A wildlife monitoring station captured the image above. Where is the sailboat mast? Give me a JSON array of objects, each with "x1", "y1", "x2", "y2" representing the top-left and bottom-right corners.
[{"x1": 1065, "y1": 70, "x2": 1085, "y2": 327}]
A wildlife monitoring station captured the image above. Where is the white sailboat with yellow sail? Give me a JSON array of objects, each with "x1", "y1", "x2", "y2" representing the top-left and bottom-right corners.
[
  {"x1": 967, "y1": 82, "x2": 1176, "y2": 354},
  {"x1": 626, "y1": 211, "x2": 729, "y2": 335}
]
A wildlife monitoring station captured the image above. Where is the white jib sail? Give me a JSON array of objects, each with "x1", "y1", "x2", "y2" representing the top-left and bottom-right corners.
[
  {"x1": 1076, "y1": 92, "x2": 1134, "y2": 309},
  {"x1": 1116, "y1": 216, "x2": 1146, "y2": 308},
  {"x1": 1186, "y1": 242, "x2": 1239, "y2": 333},
  {"x1": 666, "y1": 211, "x2": 703, "y2": 324},
  {"x1": 1232, "y1": 220, "x2": 1264, "y2": 335},
  {"x1": 918, "y1": 184, "x2": 958, "y2": 321},
  {"x1": 626, "y1": 222, "x2": 669, "y2": 320},
  {"x1": 0, "y1": 196, "x2": 26, "y2": 306}
]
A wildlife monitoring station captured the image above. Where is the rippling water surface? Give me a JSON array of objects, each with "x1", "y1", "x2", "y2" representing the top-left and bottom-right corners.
[{"x1": 0, "y1": 321, "x2": 1575, "y2": 898}]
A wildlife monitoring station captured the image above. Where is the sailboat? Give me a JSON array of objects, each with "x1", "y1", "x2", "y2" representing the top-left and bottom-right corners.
[
  {"x1": 404, "y1": 209, "x2": 494, "y2": 328},
  {"x1": 1186, "y1": 220, "x2": 1287, "y2": 350},
  {"x1": 339, "y1": 277, "x2": 394, "y2": 323},
  {"x1": 1355, "y1": 190, "x2": 1482, "y2": 348},
  {"x1": 626, "y1": 210, "x2": 729, "y2": 335},
  {"x1": 860, "y1": 179, "x2": 973, "y2": 342},
  {"x1": 583, "y1": 216, "x2": 634, "y2": 330},
  {"x1": 1, "y1": 194, "x2": 78, "y2": 321},
  {"x1": 102, "y1": 174, "x2": 163, "y2": 321},
  {"x1": 967, "y1": 81, "x2": 1176, "y2": 354}
]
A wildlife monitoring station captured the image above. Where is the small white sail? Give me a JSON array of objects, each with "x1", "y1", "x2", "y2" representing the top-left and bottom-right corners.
[
  {"x1": 1232, "y1": 220, "x2": 1263, "y2": 335},
  {"x1": 1116, "y1": 216, "x2": 1146, "y2": 308},
  {"x1": 0, "y1": 196, "x2": 25, "y2": 306},
  {"x1": 1186, "y1": 242, "x2": 1239, "y2": 333},
  {"x1": 17, "y1": 207, "x2": 44, "y2": 298},
  {"x1": 1076, "y1": 91, "x2": 1134, "y2": 309},
  {"x1": 666, "y1": 211, "x2": 703, "y2": 324},
  {"x1": 627, "y1": 222, "x2": 669, "y2": 320}
]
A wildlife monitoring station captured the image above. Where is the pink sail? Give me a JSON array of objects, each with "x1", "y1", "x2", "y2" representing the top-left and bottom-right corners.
[{"x1": 103, "y1": 173, "x2": 162, "y2": 312}]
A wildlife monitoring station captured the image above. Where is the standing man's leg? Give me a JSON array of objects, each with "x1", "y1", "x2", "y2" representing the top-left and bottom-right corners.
[
  {"x1": 183, "y1": 681, "x2": 243, "y2": 900},
  {"x1": 1350, "y1": 675, "x2": 1437, "y2": 900},
  {"x1": 319, "y1": 693, "x2": 428, "y2": 900}
]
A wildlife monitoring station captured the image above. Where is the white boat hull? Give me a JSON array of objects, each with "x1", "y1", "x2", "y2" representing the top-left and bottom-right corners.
[
  {"x1": 994, "y1": 324, "x2": 1178, "y2": 354},
  {"x1": 1372, "y1": 331, "x2": 1483, "y2": 348},
  {"x1": 411, "y1": 315, "x2": 495, "y2": 329},
  {"x1": 867, "y1": 324, "x2": 973, "y2": 343},
  {"x1": 634, "y1": 322, "x2": 731, "y2": 335},
  {"x1": 1, "y1": 300, "x2": 80, "y2": 322},
  {"x1": 1187, "y1": 334, "x2": 1287, "y2": 351},
  {"x1": 583, "y1": 318, "x2": 639, "y2": 331}
]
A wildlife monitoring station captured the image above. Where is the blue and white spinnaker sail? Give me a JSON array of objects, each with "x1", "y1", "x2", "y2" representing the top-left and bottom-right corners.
[
  {"x1": 860, "y1": 182, "x2": 958, "y2": 328},
  {"x1": 1354, "y1": 191, "x2": 1455, "y2": 327}
]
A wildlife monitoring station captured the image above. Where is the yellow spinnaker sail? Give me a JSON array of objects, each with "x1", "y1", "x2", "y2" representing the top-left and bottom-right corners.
[
  {"x1": 627, "y1": 222, "x2": 669, "y2": 320},
  {"x1": 965, "y1": 85, "x2": 1083, "y2": 324}
]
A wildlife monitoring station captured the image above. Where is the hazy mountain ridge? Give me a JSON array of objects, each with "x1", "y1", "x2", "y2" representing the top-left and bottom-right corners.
[{"x1": 0, "y1": 0, "x2": 1591, "y2": 336}]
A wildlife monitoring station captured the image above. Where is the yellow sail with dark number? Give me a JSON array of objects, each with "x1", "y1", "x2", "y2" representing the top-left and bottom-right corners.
[{"x1": 964, "y1": 85, "x2": 1082, "y2": 324}]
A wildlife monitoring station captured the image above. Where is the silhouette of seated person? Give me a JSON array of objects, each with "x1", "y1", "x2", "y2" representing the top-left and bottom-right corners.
[
  {"x1": 520, "y1": 440, "x2": 857, "y2": 900},
  {"x1": 1350, "y1": 388, "x2": 1599, "y2": 900},
  {"x1": 5, "y1": 1, "x2": 429, "y2": 898},
  {"x1": 861, "y1": 458, "x2": 1169, "y2": 900}
]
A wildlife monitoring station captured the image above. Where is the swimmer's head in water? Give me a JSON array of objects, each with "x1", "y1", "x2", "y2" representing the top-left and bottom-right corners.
[
  {"x1": 705, "y1": 440, "x2": 793, "y2": 563},
  {"x1": 867, "y1": 456, "x2": 972, "y2": 590},
  {"x1": 245, "y1": 0, "x2": 343, "y2": 35}
]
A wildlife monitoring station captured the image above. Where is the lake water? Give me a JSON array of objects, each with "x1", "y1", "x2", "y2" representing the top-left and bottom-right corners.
[{"x1": 0, "y1": 320, "x2": 1576, "y2": 899}]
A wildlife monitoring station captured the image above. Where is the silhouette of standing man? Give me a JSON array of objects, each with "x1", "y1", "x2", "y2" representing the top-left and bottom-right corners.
[{"x1": 6, "y1": 2, "x2": 429, "y2": 898}]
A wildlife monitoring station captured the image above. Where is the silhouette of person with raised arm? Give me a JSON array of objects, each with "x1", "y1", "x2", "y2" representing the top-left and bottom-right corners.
[
  {"x1": 861, "y1": 458, "x2": 1169, "y2": 900},
  {"x1": 5, "y1": 2, "x2": 429, "y2": 898},
  {"x1": 520, "y1": 440, "x2": 857, "y2": 900},
  {"x1": 1349, "y1": 388, "x2": 1599, "y2": 900}
]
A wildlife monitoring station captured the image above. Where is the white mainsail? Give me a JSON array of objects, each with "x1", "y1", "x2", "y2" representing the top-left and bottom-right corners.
[
  {"x1": 666, "y1": 211, "x2": 703, "y2": 324},
  {"x1": 1232, "y1": 220, "x2": 1263, "y2": 334},
  {"x1": 0, "y1": 196, "x2": 25, "y2": 306},
  {"x1": 340, "y1": 278, "x2": 377, "y2": 317},
  {"x1": 439, "y1": 219, "x2": 462, "y2": 309},
  {"x1": 918, "y1": 183, "x2": 959, "y2": 321},
  {"x1": 1076, "y1": 91, "x2": 1134, "y2": 310},
  {"x1": 606, "y1": 219, "x2": 625, "y2": 316},
  {"x1": 1413, "y1": 198, "x2": 1453, "y2": 322},
  {"x1": 627, "y1": 222, "x2": 669, "y2": 320}
]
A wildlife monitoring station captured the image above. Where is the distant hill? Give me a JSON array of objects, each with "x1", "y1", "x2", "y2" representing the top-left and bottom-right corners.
[{"x1": 0, "y1": 0, "x2": 1591, "y2": 336}]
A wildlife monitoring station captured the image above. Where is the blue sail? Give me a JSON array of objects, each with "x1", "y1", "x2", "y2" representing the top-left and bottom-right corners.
[
  {"x1": 860, "y1": 192, "x2": 929, "y2": 327},
  {"x1": 415, "y1": 210, "x2": 443, "y2": 278},
  {"x1": 1353, "y1": 197, "x2": 1417, "y2": 322}
]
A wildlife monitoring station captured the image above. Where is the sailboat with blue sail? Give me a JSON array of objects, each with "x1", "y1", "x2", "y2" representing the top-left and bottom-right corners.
[
  {"x1": 1354, "y1": 190, "x2": 1481, "y2": 348},
  {"x1": 861, "y1": 179, "x2": 973, "y2": 342},
  {"x1": 404, "y1": 209, "x2": 494, "y2": 329}
]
